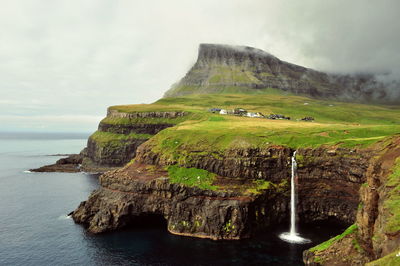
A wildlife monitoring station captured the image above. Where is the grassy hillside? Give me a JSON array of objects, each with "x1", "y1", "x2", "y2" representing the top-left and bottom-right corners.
[{"x1": 109, "y1": 92, "x2": 400, "y2": 153}]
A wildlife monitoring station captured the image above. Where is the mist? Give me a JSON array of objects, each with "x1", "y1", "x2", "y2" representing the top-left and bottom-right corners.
[{"x1": 0, "y1": 0, "x2": 399, "y2": 131}]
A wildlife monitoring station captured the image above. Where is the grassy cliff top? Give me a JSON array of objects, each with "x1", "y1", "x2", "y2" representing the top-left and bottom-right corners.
[
  {"x1": 106, "y1": 92, "x2": 400, "y2": 150},
  {"x1": 112, "y1": 92, "x2": 400, "y2": 123}
]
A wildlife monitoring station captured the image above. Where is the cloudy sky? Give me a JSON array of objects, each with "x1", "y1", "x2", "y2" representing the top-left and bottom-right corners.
[{"x1": 1, "y1": 0, "x2": 399, "y2": 132}]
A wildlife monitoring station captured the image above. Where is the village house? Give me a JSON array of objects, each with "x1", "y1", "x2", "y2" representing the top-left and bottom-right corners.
[
  {"x1": 301, "y1": 116, "x2": 314, "y2": 121},
  {"x1": 246, "y1": 112, "x2": 264, "y2": 118},
  {"x1": 209, "y1": 108, "x2": 221, "y2": 113},
  {"x1": 233, "y1": 108, "x2": 247, "y2": 116},
  {"x1": 267, "y1": 114, "x2": 290, "y2": 120}
]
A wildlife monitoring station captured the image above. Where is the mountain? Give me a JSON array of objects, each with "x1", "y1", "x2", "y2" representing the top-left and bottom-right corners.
[
  {"x1": 164, "y1": 44, "x2": 399, "y2": 103},
  {"x1": 49, "y1": 43, "x2": 400, "y2": 265}
]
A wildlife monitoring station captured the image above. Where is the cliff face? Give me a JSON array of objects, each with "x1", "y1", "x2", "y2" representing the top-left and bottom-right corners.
[
  {"x1": 73, "y1": 141, "x2": 370, "y2": 240},
  {"x1": 65, "y1": 43, "x2": 400, "y2": 265},
  {"x1": 137, "y1": 142, "x2": 370, "y2": 224},
  {"x1": 296, "y1": 147, "x2": 371, "y2": 224},
  {"x1": 303, "y1": 137, "x2": 400, "y2": 265},
  {"x1": 358, "y1": 138, "x2": 400, "y2": 260},
  {"x1": 30, "y1": 153, "x2": 83, "y2": 173},
  {"x1": 164, "y1": 44, "x2": 399, "y2": 104},
  {"x1": 136, "y1": 144, "x2": 292, "y2": 182},
  {"x1": 73, "y1": 164, "x2": 256, "y2": 240},
  {"x1": 83, "y1": 137, "x2": 146, "y2": 170},
  {"x1": 80, "y1": 109, "x2": 187, "y2": 172}
]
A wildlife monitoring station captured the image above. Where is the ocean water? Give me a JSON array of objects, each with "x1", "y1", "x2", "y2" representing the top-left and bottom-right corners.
[{"x1": 0, "y1": 132, "x2": 345, "y2": 266}]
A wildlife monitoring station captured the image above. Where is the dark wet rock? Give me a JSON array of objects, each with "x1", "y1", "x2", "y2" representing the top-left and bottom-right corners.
[
  {"x1": 79, "y1": 111, "x2": 187, "y2": 173},
  {"x1": 72, "y1": 165, "x2": 264, "y2": 240},
  {"x1": 136, "y1": 143, "x2": 370, "y2": 224},
  {"x1": 83, "y1": 137, "x2": 146, "y2": 169},
  {"x1": 303, "y1": 137, "x2": 400, "y2": 265},
  {"x1": 30, "y1": 154, "x2": 83, "y2": 173},
  {"x1": 98, "y1": 122, "x2": 174, "y2": 135},
  {"x1": 73, "y1": 143, "x2": 376, "y2": 240},
  {"x1": 296, "y1": 147, "x2": 371, "y2": 224}
]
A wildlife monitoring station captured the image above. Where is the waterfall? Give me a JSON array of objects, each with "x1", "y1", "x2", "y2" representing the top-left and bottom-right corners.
[
  {"x1": 279, "y1": 151, "x2": 311, "y2": 244},
  {"x1": 289, "y1": 151, "x2": 297, "y2": 236}
]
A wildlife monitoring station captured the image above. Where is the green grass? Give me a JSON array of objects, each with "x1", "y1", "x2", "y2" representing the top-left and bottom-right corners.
[
  {"x1": 167, "y1": 165, "x2": 217, "y2": 190},
  {"x1": 90, "y1": 131, "x2": 152, "y2": 147},
  {"x1": 383, "y1": 158, "x2": 400, "y2": 234},
  {"x1": 208, "y1": 116, "x2": 226, "y2": 122},
  {"x1": 245, "y1": 180, "x2": 274, "y2": 195},
  {"x1": 146, "y1": 118, "x2": 399, "y2": 165},
  {"x1": 152, "y1": 94, "x2": 400, "y2": 149},
  {"x1": 366, "y1": 249, "x2": 400, "y2": 266},
  {"x1": 100, "y1": 112, "x2": 203, "y2": 126},
  {"x1": 313, "y1": 256, "x2": 323, "y2": 264},
  {"x1": 218, "y1": 87, "x2": 291, "y2": 95},
  {"x1": 207, "y1": 66, "x2": 262, "y2": 85},
  {"x1": 157, "y1": 93, "x2": 400, "y2": 125},
  {"x1": 309, "y1": 224, "x2": 358, "y2": 252},
  {"x1": 352, "y1": 238, "x2": 364, "y2": 253},
  {"x1": 99, "y1": 93, "x2": 400, "y2": 160}
]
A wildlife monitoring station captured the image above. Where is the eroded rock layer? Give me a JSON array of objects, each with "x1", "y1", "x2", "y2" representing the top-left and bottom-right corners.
[
  {"x1": 30, "y1": 153, "x2": 83, "y2": 173},
  {"x1": 80, "y1": 110, "x2": 187, "y2": 172},
  {"x1": 303, "y1": 137, "x2": 400, "y2": 265},
  {"x1": 72, "y1": 164, "x2": 259, "y2": 240},
  {"x1": 136, "y1": 143, "x2": 370, "y2": 224},
  {"x1": 73, "y1": 143, "x2": 371, "y2": 240},
  {"x1": 296, "y1": 147, "x2": 371, "y2": 224}
]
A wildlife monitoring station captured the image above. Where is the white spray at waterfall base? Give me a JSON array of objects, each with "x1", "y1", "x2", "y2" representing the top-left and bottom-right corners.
[{"x1": 279, "y1": 151, "x2": 311, "y2": 244}]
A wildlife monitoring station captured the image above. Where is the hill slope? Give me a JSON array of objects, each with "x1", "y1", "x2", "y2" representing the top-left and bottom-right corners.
[
  {"x1": 112, "y1": 93, "x2": 400, "y2": 151},
  {"x1": 74, "y1": 92, "x2": 400, "y2": 265},
  {"x1": 164, "y1": 44, "x2": 400, "y2": 104},
  {"x1": 72, "y1": 44, "x2": 400, "y2": 265}
]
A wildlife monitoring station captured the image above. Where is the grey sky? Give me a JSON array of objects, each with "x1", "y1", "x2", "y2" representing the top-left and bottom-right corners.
[{"x1": 1, "y1": 0, "x2": 399, "y2": 132}]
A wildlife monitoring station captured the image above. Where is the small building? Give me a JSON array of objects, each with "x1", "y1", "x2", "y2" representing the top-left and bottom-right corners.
[
  {"x1": 301, "y1": 116, "x2": 314, "y2": 121},
  {"x1": 247, "y1": 112, "x2": 263, "y2": 118},
  {"x1": 234, "y1": 108, "x2": 247, "y2": 116},
  {"x1": 267, "y1": 114, "x2": 290, "y2": 120},
  {"x1": 209, "y1": 108, "x2": 221, "y2": 113},
  {"x1": 256, "y1": 112, "x2": 265, "y2": 118}
]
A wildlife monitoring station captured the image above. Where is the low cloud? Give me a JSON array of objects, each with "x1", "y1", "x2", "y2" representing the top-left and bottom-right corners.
[
  {"x1": 0, "y1": 114, "x2": 103, "y2": 132},
  {"x1": 0, "y1": 0, "x2": 398, "y2": 131}
]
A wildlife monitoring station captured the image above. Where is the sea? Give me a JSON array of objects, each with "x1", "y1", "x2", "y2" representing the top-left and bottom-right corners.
[{"x1": 0, "y1": 132, "x2": 345, "y2": 266}]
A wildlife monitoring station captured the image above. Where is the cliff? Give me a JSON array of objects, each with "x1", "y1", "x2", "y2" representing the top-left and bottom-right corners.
[
  {"x1": 80, "y1": 107, "x2": 189, "y2": 172},
  {"x1": 71, "y1": 102, "x2": 399, "y2": 262},
  {"x1": 72, "y1": 140, "x2": 373, "y2": 240},
  {"x1": 72, "y1": 163, "x2": 258, "y2": 240},
  {"x1": 30, "y1": 153, "x2": 83, "y2": 173},
  {"x1": 67, "y1": 43, "x2": 400, "y2": 264},
  {"x1": 303, "y1": 137, "x2": 400, "y2": 265},
  {"x1": 164, "y1": 44, "x2": 400, "y2": 104}
]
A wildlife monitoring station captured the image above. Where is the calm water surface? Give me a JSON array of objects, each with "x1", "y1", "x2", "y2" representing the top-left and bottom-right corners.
[{"x1": 0, "y1": 132, "x2": 344, "y2": 266}]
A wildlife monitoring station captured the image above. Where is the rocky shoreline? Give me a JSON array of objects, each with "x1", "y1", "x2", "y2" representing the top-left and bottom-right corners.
[
  {"x1": 71, "y1": 142, "x2": 370, "y2": 240},
  {"x1": 72, "y1": 163, "x2": 257, "y2": 240},
  {"x1": 30, "y1": 154, "x2": 83, "y2": 173},
  {"x1": 31, "y1": 106, "x2": 400, "y2": 265},
  {"x1": 69, "y1": 131, "x2": 400, "y2": 264}
]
